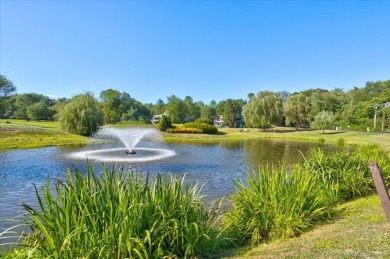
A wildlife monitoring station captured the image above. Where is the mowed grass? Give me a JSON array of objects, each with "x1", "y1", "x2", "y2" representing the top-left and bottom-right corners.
[
  {"x1": 0, "y1": 119, "x2": 88, "y2": 149},
  {"x1": 235, "y1": 195, "x2": 390, "y2": 258}
]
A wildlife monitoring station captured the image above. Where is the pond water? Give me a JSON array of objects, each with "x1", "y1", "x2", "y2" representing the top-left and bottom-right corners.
[{"x1": 0, "y1": 137, "x2": 348, "y2": 238}]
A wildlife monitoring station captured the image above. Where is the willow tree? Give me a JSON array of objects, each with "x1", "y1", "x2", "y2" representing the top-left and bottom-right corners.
[
  {"x1": 242, "y1": 91, "x2": 283, "y2": 130},
  {"x1": 59, "y1": 93, "x2": 103, "y2": 136},
  {"x1": 312, "y1": 110, "x2": 334, "y2": 133},
  {"x1": 283, "y1": 93, "x2": 310, "y2": 130}
]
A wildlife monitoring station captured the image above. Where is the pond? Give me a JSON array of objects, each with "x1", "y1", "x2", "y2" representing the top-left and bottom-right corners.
[{"x1": 0, "y1": 137, "x2": 347, "y2": 237}]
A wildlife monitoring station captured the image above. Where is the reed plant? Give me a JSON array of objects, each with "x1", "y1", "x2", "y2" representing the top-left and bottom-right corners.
[
  {"x1": 224, "y1": 163, "x2": 333, "y2": 245},
  {"x1": 16, "y1": 165, "x2": 223, "y2": 258},
  {"x1": 304, "y1": 144, "x2": 390, "y2": 201}
]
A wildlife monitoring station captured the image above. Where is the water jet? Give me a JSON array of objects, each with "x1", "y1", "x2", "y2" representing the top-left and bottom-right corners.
[{"x1": 69, "y1": 127, "x2": 175, "y2": 162}]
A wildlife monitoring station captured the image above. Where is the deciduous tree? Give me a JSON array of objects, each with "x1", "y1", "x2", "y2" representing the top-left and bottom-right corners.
[
  {"x1": 312, "y1": 110, "x2": 334, "y2": 133},
  {"x1": 59, "y1": 93, "x2": 103, "y2": 136},
  {"x1": 27, "y1": 102, "x2": 53, "y2": 121},
  {"x1": 242, "y1": 91, "x2": 283, "y2": 130},
  {"x1": 284, "y1": 93, "x2": 310, "y2": 130}
]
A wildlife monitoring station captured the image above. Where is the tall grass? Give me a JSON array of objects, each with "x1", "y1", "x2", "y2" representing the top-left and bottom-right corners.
[
  {"x1": 224, "y1": 144, "x2": 390, "y2": 246},
  {"x1": 224, "y1": 164, "x2": 333, "y2": 245},
  {"x1": 305, "y1": 144, "x2": 390, "y2": 201},
  {"x1": 16, "y1": 165, "x2": 223, "y2": 258}
]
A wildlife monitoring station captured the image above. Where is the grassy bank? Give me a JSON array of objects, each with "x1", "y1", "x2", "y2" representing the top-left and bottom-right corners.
[
  {"x1": 164, "y1": 127, "x2": 390, "y2": 153},
  {"x1": 0, "y1": 119, "x2": 88, "y2": 149},
  {"x1": 236, "y1": 195, "x2": 390, "y2": 258}
]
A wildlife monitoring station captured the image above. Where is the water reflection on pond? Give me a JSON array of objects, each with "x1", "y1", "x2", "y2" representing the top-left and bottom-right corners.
[{"x1": 0, "y1": 139, "x2": 348, "y2": 235}]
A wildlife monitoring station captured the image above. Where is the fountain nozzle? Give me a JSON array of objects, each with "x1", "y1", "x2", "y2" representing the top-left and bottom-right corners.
[{"x1": 126, "y1": 150, "x2": 136, "y2": 155}]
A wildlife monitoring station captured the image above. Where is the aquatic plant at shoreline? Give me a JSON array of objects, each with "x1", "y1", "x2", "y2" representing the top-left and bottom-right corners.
[
  {"x1": 306, "y1": 145, "x2": 390, "y2": 201},
  {"x1": 16, "y1": 165, "x2": 223, "y2": 258},
  {"x1": 224, "y1": 144, "x2": 390, "y2": 246},
  {"x1": 224, "y1": 163, "x2": 333, "y2": 245}
]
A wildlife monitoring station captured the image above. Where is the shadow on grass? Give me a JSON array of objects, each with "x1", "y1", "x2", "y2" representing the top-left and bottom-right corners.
[
  {"x1": 263, "y1": 128, "x2": 315, "y2": 133},
  {"x1": 322, "y1": 131, "x2": 347, "y2": 135}
]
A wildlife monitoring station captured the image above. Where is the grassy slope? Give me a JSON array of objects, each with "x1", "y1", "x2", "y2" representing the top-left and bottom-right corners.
[
  {"x1": 234, "y1": 195, "x2": 390, "y2": 258},
  {"x1": 0, "y1": 119, "x2": 88, "y2": 149}
]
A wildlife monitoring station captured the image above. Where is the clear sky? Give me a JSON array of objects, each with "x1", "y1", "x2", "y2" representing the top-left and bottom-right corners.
[{"x1": 1, "y1": 1, "x2": 390, "y2": 104}]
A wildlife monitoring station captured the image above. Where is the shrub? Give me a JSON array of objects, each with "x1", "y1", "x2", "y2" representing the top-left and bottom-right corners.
[
  {"x1": 194, "y1": 118, "x2": 214, "y2": 125},
  {"x1": 224, "y1": 163, "x2": 332, "y2": 245},
  {"x1": 157, "y1": 115, "x2": 172, "y2": 132},
  {"x1": 166, "y1": 127, "x2": 199, "y2": 134},
  {"x1": 183, "y1": 122, "x2": 218, "y2": 134},
  {"x1": 19, "y1": 165, "x2": 223, "y2": 258}
]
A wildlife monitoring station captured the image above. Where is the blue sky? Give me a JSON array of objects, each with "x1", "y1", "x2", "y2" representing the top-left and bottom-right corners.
[{"x1": 1, "y1": 1, "x2": 390, "y2": 104}]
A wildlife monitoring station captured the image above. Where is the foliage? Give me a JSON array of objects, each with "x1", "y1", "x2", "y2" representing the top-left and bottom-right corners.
[
  {"x1": 122, "y1": 100, "x2": 151, "y2": 123},
  {"x1": 183, "y1": 122, "x2": 218, "y2": 134},
  {"x1": 311, "y1": 110, "x2": 334, "y2": 133},
  {"x1": 58, "y1": 93, "x2": 103, "y2": 136},
  {"x1": 157, "y1": 114, "x2": 172, "y2": 132},
  {"x1": 304, "y1": 149, "x2": 370, "y2": 202},
  {"x1": 222, "y1": 99, "x2": 236, "y2": 127},
  {"x1": 8, "y1": 93, "x2": 54, "y2": 119},
  {"x1": 18, "y1": 165, "x2": 223, "y2": 258},
  {"x1": 100, "y1": 89, "x2": 132, "y2": 124},
  {"x1": 200, "y1": 102, "x2": 216, "y2": 120},
  {"x1": 165, "y1": 122, "x2": 218, "y2": 134},
  {"x1": 152, "y1": 99, "x2": 165, "y2": 115},
  {"x1": 0, "y1": 75, "x2": 17, "y2": 115},
  {"x1": 224, "y1": 144, "x2": 390, "y2": 246},
  {"x1": 224, "y1": 163, "x2": 332, "y2": 245},
  {"x1": 0, "y1": 75, "x2": 17, "y2": 98},
  {"x1": 164, "y1": 95, "x2": 188, "y2": 124},
  {"x1": 184, "y1": 96, "x2": 201, "y2": 120},
  {"x1": 284, "y1": 93, "x2": 311, "y2": 130},
  {"x1": 306, "y1": 88, "x2": 345, "y2": 121},
  {"x1": 242, "y1": 91, "x2": 283, "y2": 130},
  {"x1": 194, "y1": 117, "x2": 214, "y2": 125},
  {"x1": 166, "y1": 127, "x2": 199, "y2": 134},
  {"x1": 304, "y1": 145, "x2": 390, "y2": 201},
  {"x1": 26, "y1": 102, "x2": 53, "y2": 121}
]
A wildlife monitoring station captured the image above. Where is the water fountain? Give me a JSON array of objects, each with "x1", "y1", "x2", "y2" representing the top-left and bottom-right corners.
[{"x1": 69, "y1": 127, "x2": 176, "y2": 162}]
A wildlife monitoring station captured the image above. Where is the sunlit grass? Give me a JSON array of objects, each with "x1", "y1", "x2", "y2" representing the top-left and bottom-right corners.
[
  {"x1": 1, "y1": 165, "x2": 224, "y2": 258},
  {"x1": 0, "y1": 119, "x2": 88, "y2": 149},
  {"x1": 224, "y1": 163, "x2": 333, "y2": 245},
  {"x1": 223, "y1": 144, "x2": 390, "y2": 249},
  {"x1": 241, "y1": 195, "x2": 390, "y2": 258}
]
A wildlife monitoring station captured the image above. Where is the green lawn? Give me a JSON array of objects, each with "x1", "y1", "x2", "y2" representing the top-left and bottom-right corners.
[
  {"x1": 0, "y1": 119, "x2": 88, "y2": 149},
  {"x1": 231, "y1": 195, "x2": 390, "y2": 258}
]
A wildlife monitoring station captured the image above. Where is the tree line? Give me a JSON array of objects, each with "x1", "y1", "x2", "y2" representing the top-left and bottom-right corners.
[{"x1": 1, "y1": 74, "x2": 389, "y2": 135}]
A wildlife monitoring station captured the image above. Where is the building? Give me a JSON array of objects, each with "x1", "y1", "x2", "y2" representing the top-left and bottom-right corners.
[
  {"x1": 213, "y1": 114, "x2": 245, "y2": 128},
  {"x1": 151, "y1": 115, "x2": 162, "y2": 124}
]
